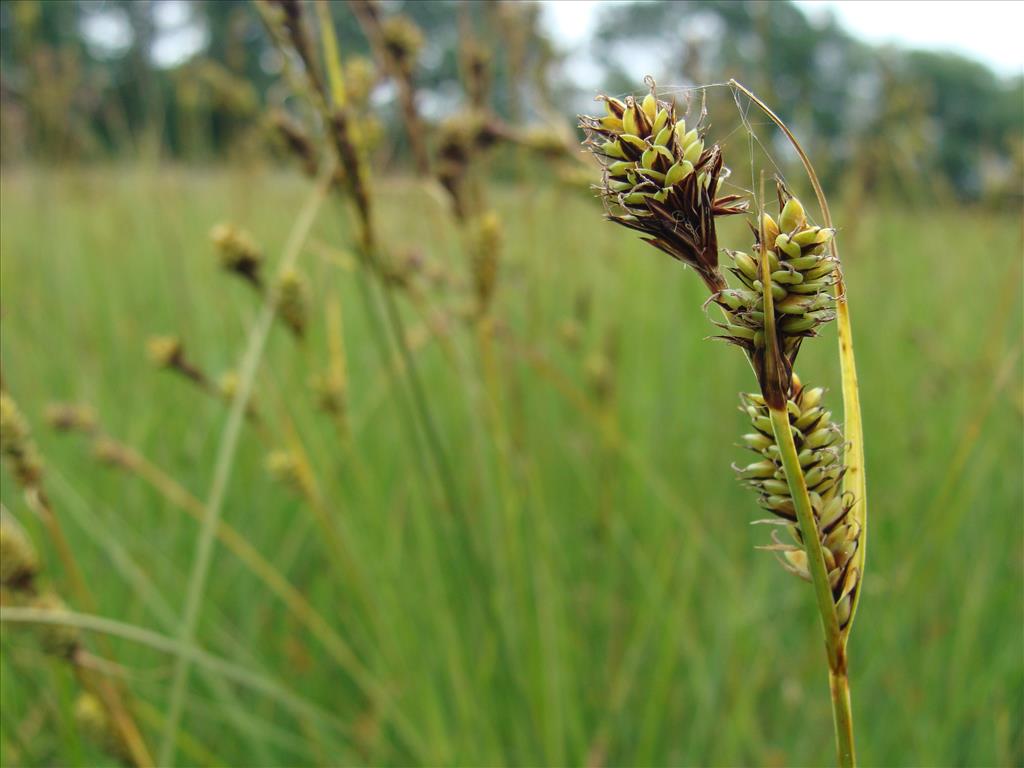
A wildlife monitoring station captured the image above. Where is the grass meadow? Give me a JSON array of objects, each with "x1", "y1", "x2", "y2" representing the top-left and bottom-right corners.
[{"x1": 1, "y1": 165, "x2": 1022, "y2": 766}]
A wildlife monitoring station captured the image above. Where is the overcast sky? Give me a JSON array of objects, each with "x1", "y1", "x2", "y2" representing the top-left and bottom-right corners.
[{"x1": 541, "y1": 0, "x2": 1024, "y2": 78}]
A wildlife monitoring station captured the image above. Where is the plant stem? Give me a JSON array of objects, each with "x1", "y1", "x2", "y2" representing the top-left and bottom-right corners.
[
  {"x1": 830, "y1": 667, "x2": 856, "y2": 768},
  {"x1": 767, "y1": 408, "x2": 842, "y2": 662},
  {"x1": 769, "y1": 406, "x2": 855, "y2": 767},
  {"x1": 752, "y1": 139, "x2": 856, "y2": 768},
  {"x1": 159, "y1": 167, "x2": 333, "y2": 767}
]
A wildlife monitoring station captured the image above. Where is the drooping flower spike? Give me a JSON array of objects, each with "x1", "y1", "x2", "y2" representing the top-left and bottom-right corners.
[{"x1": 579, "y1": 80, "x2": 747, "y2": 292}]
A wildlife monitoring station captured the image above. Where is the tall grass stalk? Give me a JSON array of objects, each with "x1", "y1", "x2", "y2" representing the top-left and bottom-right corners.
[
  {"x1": 1, "y1": 606, "x2": 352, "y2": 742},
  {"x1": 159, "y1": 164, "x2": 334, "y2": 766},
  {"x1": 310, "y1": 2, "x2": 465, "y2": 524}
]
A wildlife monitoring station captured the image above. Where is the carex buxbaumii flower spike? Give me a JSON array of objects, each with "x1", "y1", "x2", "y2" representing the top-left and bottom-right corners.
[
  {"x1": 736, "y1": 377, "x2": 861, "y2": 629},
  {"x1": 581, "y1": 79, "x2": 863, "y2": 767},
  {"x1": 578, "y1": 77, "x2": 747, "y2": 293},
  {"x1": 715, "y1": 184, "x2": 838, "y2": 394}
]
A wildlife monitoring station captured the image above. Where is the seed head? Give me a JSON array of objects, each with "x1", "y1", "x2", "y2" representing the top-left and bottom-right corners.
[
  {"x1": 344, "y1": 56, "x2": 379, "y2": 107},
  {"x1": 210, "y1": 223, "x2": 264, "y2": 288},
  {"x1": 217, "y1": 371, "x2": 239, "y2": 402},
  {"x1": 265, "y1": 449, "x2": 304, "y2": 492},
  {"x1": 274, "y1": 268, "x2": 310, "y2": 338},
  {"x1": 737, "y1": 382, "x2": 860, "y2": 628},
  {"x1": 45, "y1": 402, "x2": 97, "y2": 434},
  {"x1": 74, "y1": 692, "x2": 131, "y2": 761},
  {"x1": 380, "y1": 15, "x2": 424, "y2": 78},
  {"x1": 472, "y1": 211, "x2": 502, "y2": 315},
  {"x1": 518, "y1": 126, "x2": 569, "y2": 158},
  {"x1": 310, "y1": 373, "x2": 346, "y2": 417},
  {"x1": 0, "y1": 515, "x2": 38, "y2": 590},
  {"x1": 271, "y1": 110, "x2": 318, "y2": 177},
  {"x1": 146, "y1": 336, "x2": 184, "y2": 369},
  {"x1": 579, "y1": 80, "x2": 747, "y2": 292},
  {"x1": 30, "y1": 592, "x2": 80, "y2": 658},
  {"x1": 716, "y1": 186, "x2": 837, "y2": 391},
  {"x1": 0, "y1": 392, "x2": 44, "y2": 488},
  {"x1": 92, "y1": 436, "x2": 128, "y2": 467},
  {"x1": 460, "y1": 40, "x2": 492, "y2": 109},
  {"x1": 436, "y1": 113, "x2": 504, "y2": 220}
]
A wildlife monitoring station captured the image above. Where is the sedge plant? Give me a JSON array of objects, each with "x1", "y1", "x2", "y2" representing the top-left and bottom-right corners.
[{"x1": 579, "y1": 79, "x2": 867, "y2": 766}]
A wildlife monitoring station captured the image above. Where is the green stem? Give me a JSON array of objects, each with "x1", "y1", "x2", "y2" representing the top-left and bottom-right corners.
[
  {"x1": 159, "y1": 167, "x2": 333, "y2": 767},
  {"x1": 769, "y1": 406, "x2": 855, "y2": 767},
  {"x1": 768, "y1": 408, "x2": 841, "y2": 663},
  {"x1": 830, "y1": 667, "x2": 856, "y2": 768}
]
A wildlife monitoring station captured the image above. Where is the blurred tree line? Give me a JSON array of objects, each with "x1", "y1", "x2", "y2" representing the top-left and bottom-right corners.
[{"x1": 0, "y1": 0, "x2": 1020, "y2": 203}]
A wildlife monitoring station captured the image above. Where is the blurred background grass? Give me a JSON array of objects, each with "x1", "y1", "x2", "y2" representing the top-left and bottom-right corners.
[
  {"x1": 1, "y1": 1, "x2": 1022, "y2": 767},
  {"x1": 2, "y1": 167, "x2": 1021, "y2": 766}
]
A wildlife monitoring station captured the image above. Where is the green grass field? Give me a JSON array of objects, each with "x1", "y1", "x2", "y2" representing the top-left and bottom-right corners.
[{"x1": 1, "y1": 166, "x2": 1021, "y2": 767}]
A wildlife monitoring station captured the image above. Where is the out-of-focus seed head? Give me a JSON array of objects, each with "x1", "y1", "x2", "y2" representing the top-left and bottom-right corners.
[
  {"x1": 30, "y1": 592, "x2": 80, "y2": 658},
  {"x1": 265, "y1": 449, "x2": 304, "y2": 492},
  {"x1": 472, "y1": 210, "x2": 502, "y2": 314},
  {"x1": 271, "y1": 110, "x2": 319, "y2": 177},
  {"x1": 579, "y1": 78, "x2": 747, "y2": 293},
  {"x1": 45, "y1": 403, "x2": 98, "y2": 434},
  {"x1": 0, "y1": 515, "x2": 38, "y2": 590},
  {"x1": 436, "y1": 112, "x2": 505, "y2": 219},
  {"x1": 74, "y1": 691, "x2": 133, "y2": 761},
  {"x1": 146, "y1": 336, "x2": 183, "y2": 369},
  {"x1": 461, "y1": 40, "x2": 492, "y2": 109},
  {"x1": 380, "y1": 15, "x2": 424, "y2": 78},
  {"x1": 518, "y1": 126, "x2": 568, "y2": 158},
  {"x1": 217, "y1": 371, "x2": 240, "y2": 402},
  {"x1": 210, "y1": 223, "x2": 264, "y2": 288},
  {"x1": 344, "y1": 56, "x2": 379, "y2": 106},
  {"x1": 0, "y1": 393, "x2": 30, "y2": 455},
  {"x1": 275, "y1": 268, "x2": 310, "y2": 339},
  {"x1": 0, "y1": 393, "x2": 43, "y2": 488},
  {"x1": 92, "y1": 436, "x2": 127, "y2": 467},
  {"x1": 310, "y1": 373, "x2": 346, "y2": 417}
]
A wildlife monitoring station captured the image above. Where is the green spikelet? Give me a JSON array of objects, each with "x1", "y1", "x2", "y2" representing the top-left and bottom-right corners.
[
  {"x1": 717, "y1": 189, "x2": 837, "y2": 388},
  {"x1": 735, "y1": 381, "x2": 861, "y2": 629}
]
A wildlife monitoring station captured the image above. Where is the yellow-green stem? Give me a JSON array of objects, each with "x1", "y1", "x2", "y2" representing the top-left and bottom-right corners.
[
  {"x1": 830, "y1": 667, "x2": 856, "y2": 767},
  {"x1": 769, "y1": 406, "x2": 855, "y2": 766},
  {"x1": 759, "y1": 183, "x2": 854, "y2": 766},
  {"x1": 767, "y1": 408, "x2": 842, "y2": 666}
]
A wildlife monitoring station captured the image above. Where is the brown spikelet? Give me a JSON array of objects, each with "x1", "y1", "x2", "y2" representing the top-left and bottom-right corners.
[{"x1": 579, "y1": 82, "x2": 747, "y2": 293}]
